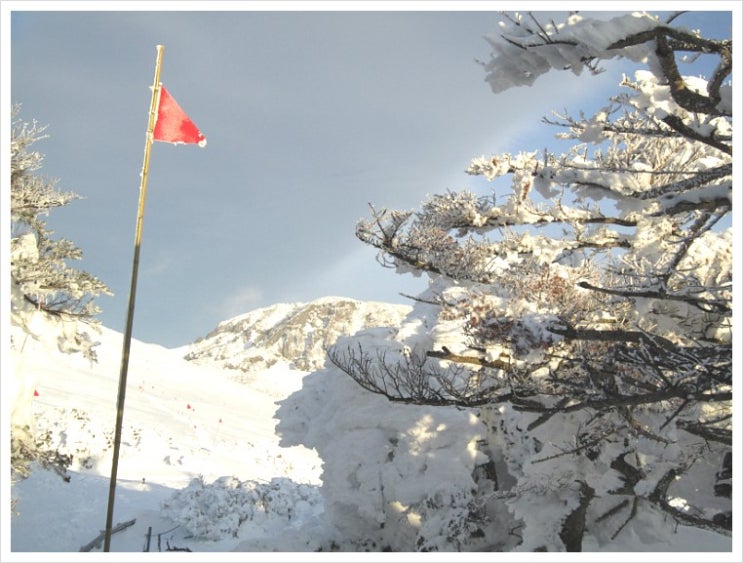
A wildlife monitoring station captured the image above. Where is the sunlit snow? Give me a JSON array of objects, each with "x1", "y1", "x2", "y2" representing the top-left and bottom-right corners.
[{"x1": 7, "y1": 305, "x2": 732, "y2": 556}]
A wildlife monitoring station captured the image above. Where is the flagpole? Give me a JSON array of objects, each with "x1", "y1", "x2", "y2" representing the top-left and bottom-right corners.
[{"x1": 103, "y1": 44, "x2": 164, "y2": 553}]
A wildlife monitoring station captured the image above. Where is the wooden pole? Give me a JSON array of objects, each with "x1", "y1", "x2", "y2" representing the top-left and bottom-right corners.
[{"x1": 103, "y1": 44, "x2": 164, "y2": 552}]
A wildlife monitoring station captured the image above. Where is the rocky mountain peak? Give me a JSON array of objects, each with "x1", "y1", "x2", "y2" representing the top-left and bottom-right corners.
[{"x1": 183, "y1": 296, "x2": 411, "y2": 378}]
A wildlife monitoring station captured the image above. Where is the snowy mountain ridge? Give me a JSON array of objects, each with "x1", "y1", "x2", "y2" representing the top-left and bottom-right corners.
[{"x1": 182, "y1": 296, "x2": 412, "y2": 376}]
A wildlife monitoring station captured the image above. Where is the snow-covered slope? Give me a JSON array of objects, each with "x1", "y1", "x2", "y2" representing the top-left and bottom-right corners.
[
  {"x1": 8, "y1": 297, "x2": 733, "y2": 554},
  {"x1": 8, "y1": 296, "x2": 495, "y2": 553},
  {"x1": 182, "y1": 296, "x2": 411, "y2": 375},
  {"x1": 9, "y1": 315, "x2": 325, "y2": 552}
]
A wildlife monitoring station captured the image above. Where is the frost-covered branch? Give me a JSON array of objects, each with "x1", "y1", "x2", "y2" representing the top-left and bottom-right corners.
[
  {"x1": 341, "y1": 11, "x2": 732, "y2": 551},
  {"x1": 576, "y1": 280, "x2": 730, "y2": 314},
  {"x1": 608, "y1": 27, "x2": 732, "y2": 115}
]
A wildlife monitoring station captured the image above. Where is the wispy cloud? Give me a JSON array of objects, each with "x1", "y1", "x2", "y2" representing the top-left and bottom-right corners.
[{"x1": 216, "y1": 285, "x2": 264, "y2": 320}]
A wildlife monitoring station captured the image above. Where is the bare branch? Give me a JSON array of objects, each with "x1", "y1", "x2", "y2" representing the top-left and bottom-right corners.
[{"x1": 649, "y1": 468, "x2": 732, "y2": 534}]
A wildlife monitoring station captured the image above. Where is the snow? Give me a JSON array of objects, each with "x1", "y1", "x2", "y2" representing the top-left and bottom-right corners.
[
  {"x1": 6, "y1": 308, "x2": 489, "y2": 555},
  {"x1": 4, "y1": 302, "x2": 736, "y2": 560},
  {"x1": 7, "y1": 321, "x2": 324, "y2": 553},
  {"x1": 483, "y1": 12, "x2": 661, "y2": 93}
]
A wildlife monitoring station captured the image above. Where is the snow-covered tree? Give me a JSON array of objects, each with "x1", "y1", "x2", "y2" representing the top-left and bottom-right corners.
[
  {"x1": 11, "y1": 106, "x2": 112, "y2": 326},
  {"x1": 10, "y1": 107, "x2": 111, "y2": 480},
  {"x1": 330, "y1": 11, "x2": 732, "y2": 551}
]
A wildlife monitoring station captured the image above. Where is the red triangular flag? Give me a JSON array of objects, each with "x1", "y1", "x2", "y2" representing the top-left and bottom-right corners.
[{"x1": 153, "y1": 85, "x2": 206, "y2": 147}]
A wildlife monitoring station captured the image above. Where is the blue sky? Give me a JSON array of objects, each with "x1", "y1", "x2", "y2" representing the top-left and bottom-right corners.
[{"x1": 4, "y1": 3, "x2": 734, "y2": 347}]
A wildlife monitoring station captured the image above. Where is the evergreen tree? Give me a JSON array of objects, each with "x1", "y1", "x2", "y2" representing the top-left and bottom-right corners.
[{"x1": 10, "y1": 106, "x2": 112, "y2": 351}]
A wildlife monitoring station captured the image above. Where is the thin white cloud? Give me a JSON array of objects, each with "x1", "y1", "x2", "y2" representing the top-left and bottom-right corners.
[{"x1": 217, "y1": 285, "x2": 264, "y2": 321}]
